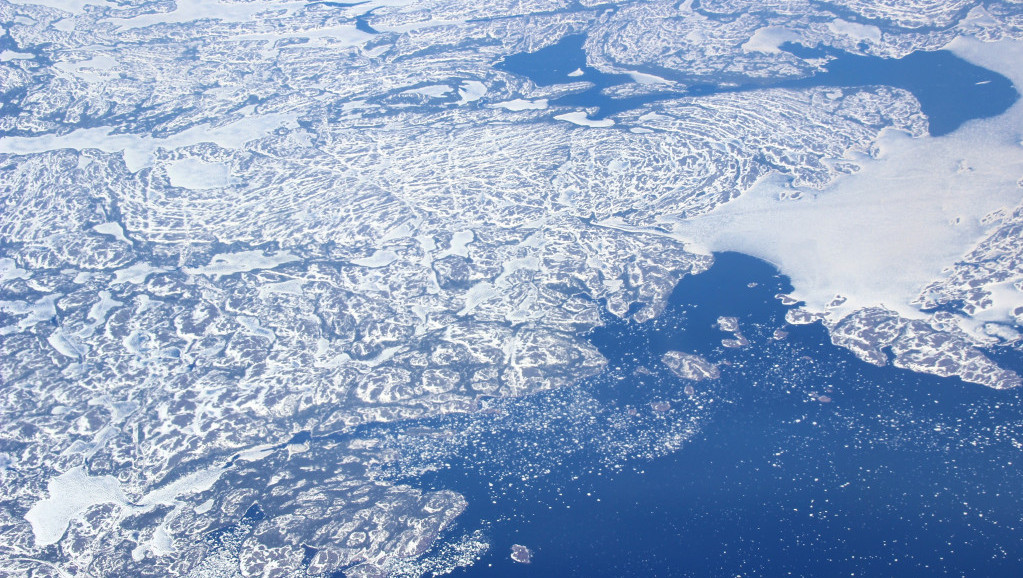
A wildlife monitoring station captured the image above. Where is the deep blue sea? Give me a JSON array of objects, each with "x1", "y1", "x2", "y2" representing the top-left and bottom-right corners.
[
  {"x1": 325, "y1": 36, "x2": 1021, "y2": 576},
  {"x1": 382, "y1": 253, "x2": 1023, "y2": 577},
  {"x1": 497, "y1": 35, "x2": 1019, "y2": 136}
]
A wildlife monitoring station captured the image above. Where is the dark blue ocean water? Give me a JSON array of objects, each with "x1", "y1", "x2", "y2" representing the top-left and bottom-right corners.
[
  {"x1": 497, "y1": 35, "x2": 1019, "y2": 136},
  {"x1": 389, "y1": 252, "x2": 1023, "y2": 577}
]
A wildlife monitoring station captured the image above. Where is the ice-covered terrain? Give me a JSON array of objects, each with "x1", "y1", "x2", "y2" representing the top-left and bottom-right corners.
[
  {"x1": 676, "y1": 36, "x2": 1023, "y2": 388},
  {"x1": 1, "y1": 0, "x2": 1022, "y2": 575}
]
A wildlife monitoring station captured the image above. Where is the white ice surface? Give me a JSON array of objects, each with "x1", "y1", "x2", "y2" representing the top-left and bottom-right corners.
[
  {"x1": 405, "y1": 85, "x2": 452, "y2": 98},
  {"x1": 0, "y1": 50, "x2": 34, "y2": 61},
  {"x1": 102, "y1": 0, "x2": 307, "y2": 30},
  {"x1": 741, "y1": 26, "x2": 801, "y2": 54},
  {"x1": 25, "y1": 447, "x2": 275, "y2": 549},
  {"x1": 0, "y1": 294, "x2": 60, "y2": 331},
  {"x1": 258, "y1": 278, "x2": 307, "y2": 297},
  {"x1": 439, "y1": 230, "x2": 474, "y2": 257},
  {"x1": 493, "y1": 98, "x2": 548, "y2": 111},
  {"x1": 25, "y1": 467, "x2": 127, "y2": 547},
  {"x1": 458, "y1": 281, "x2": 496, "y2": 316},
  {"x1": 372, "y1": 17, "x2": 462, "y2": 34},
  {"x1": 137, "y1": 466, "x2": 224, "y2": 508},
  {"x1": 0, "y1": 113, "x2": 296, "y2": 172},
  {"x1": 53, "y1": 54, "x2": 118, "y2": 83},
  {"x1": 237, "y1": 315, "x2": 276, "y2": 342},
  {"x1": 626, "y1": 71, "x2": 670, "y2": 85},
  {"x1": 457, "y1": 80, "x2": 487, "y2": 104},
  {"x1": 112, "y1": 262, "x2": 167, "y2": 284},
  {"x1": 0, "y1": 258, "x2": 30, "y2": 283},
  {"x1": 92, "y1": 221, "x2": 130, "y2": 244},
  {"x1": 230, "y1": 25, "x2": 372, "y2": 47},
  {"x1": 88, "y1": 291, "x2": 122, "y2": 323},
  {"x1": 827, "y1": 19, "x2": 882, "y2": 43},
  {"x1": 184, "y1": 250, "x2": 299, "y2": 278},
  {"x1": 6, "y1": 0, "x2": 109, "y2": 14},
  {"x1": 673, "y1": 37, "x2": 1023, "y2": 322},
  {"x1": 554, "y1": 111, "x2": 615, "y2": 128},
  {"x1": 352, "y1": 250, "x2": 398, "y2": 268},
  {"x1": 166, "y1": 158, "x2": 232, "y2": 189},
  {"x1": 47, "y1": 329, "x2": 86, "y2": 358}
]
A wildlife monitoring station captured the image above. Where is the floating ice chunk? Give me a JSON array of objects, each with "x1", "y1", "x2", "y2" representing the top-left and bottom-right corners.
[
  {"x1": 493, "y1": 98, "x2": 548, "y2": 111},
  {"x1": 741, "y1": 26, "x2": 801, "y2": 54},
  {"x1": 352, "y1": 250, "x2": 398, "y2": 268},
  {"x1": 457, "y1": 80, "x2": 487, "y2": 104},
  {"x1": 553, "y1": 111, "x2": 614, "y2": 128},
  {"x1": 510, "y1": 544, "x2": 532, "y2": 564},
  {"x1": 567, "y1": 68, "x2": 584, "y2": 77},
  {"x1": 166, "y1": 158, "x2": 231, "y2": 189},
  {"x1": 185, "y1": 250, "x2": 299, "y2": 278},
  {"x1": 662, "y1": 351, "x2": 720, "y2": 381},
  {"x1": 25, "y1": 467, "x2": 127, "y2": 547}
]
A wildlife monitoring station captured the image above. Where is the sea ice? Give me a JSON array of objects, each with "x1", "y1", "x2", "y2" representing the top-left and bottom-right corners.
[{"x1": 675, "y1": 39, "x2": 1023, "y2": 323}]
